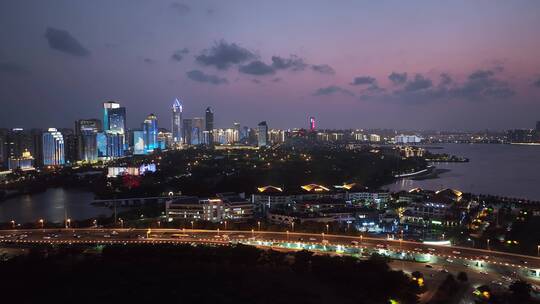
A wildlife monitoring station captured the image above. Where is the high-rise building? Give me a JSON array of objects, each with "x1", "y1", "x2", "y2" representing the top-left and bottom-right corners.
[
  {"x1": 257, "y1": 121, "x2": 269, "y2": 147},
  {"x1": 42, "y1": 128, "x2": 65, "y2": 166},
  {"x1": 192, "y1": 117, "x2": 204, "y2": 145},
  {"x1": 75, "y1": 119, "x2": 101, "y2": 162},
  {"x1": 182, "y1": 119, "x2": 192, "y2": 145},
  {"x1": 143, "y1": 113, "x2": 158, "y2": 153},
  {"x1": 103, "y1": 101, "x2": 126, "y2": 158},
  {"x1": 205, "y1": 107, "x2": 214, "y2": 146},
  {"x1": 233, "y1": 122, "x2": 241, "y2": 143},
  {"x1": 172, "y1": 98, "x2": 183, "y2": 144},
  {"x1": 132, "y1": 130, "x2": 146, "y2": 155},
  {"x1": 309, "y1": 116, "x2": 316, "y2": 131}
]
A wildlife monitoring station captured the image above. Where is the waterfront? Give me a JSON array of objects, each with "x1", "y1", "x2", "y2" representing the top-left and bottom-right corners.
[
  {"x1": 0, "y1": 188, "x2": 112, "y2": 224},
  {"x1": 387, "y1": 143, "x2": 540, "y2": 201}
]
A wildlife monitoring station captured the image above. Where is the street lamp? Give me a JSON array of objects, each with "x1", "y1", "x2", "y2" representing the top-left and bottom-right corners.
[
  {"x1": 257, "y1": 221, "x2": 261, "y2": 231},
  {"x1": 321, "y1": 232, "x2": 325, "y2": 241},
  {"x1": 487, "y1": 239, "x2": 490, "y2": 251},
  {"x1": 537, "y1": 245, "x2": 539, "y2": 257},
  {"x1": 10, "y1": 220, "x2": 15, "y2": 229},
  {"x1": 326, "y1": 224, "x2": 329, "y2": 234},
  {"x1": 191, "y1": 221, "x2": 194, "y2": 230},
  {"x1": 39, "y1": 219, "x2": 44, "y2": 229},
  {"x1": 92, "y1": 219, "x2": 97, "y2": 228},
  {"x1": 66, "y1": 218, "x2": 71, "y2": 229},
  {"x1": 291, "y1": 222, "x2": 295, "y2": 232},
  {"x1": 251, "y1": 229, "x2": 255, "y2": 237},
  {"x1": 286, "y1": 230, "x2": 289, "y2": 241},
  {"x1": 119, "y1": 218, "x2": 124, "y2": 228},
  {"x1": 157, "y1": 220, "x2": 161, "y2": 228},
  {"x1": 224, "y1": 221, "x2": 227, "y2": 230}
]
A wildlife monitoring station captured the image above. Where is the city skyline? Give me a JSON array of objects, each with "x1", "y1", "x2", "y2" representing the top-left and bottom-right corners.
[{"x1": 1, "y1": 1, "x2": 540, "y2": 130}]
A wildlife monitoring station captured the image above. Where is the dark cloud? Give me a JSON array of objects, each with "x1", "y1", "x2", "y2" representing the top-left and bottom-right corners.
[
  {"x1": 403, "y1": 74, "x2": 433, "y2": 92},
  {"x1": 452, "y1": 70, "x2": 514, "y2": 100},
  {"x1": 468, "y1": 69, "x2": 494, "y2": 80},
  {"x1": 363, "y1": 69, "x2": 515, "y2": 104},
  {"x1": 143, "y1": 58, "x2": 156, "y2": 64},
  {"x1": 170, "y1": 3, "x2": 191, "y2": 15},
  {"x1": 311, "y1": 64, "x2": 335, "y2": 75},
  {"x1": 271, "y1": 55, "x2": 307, "y2": 71},
  {"x1": 534, "y1": 77, "x2": 540, "y2": 88},
  {"x1": 44, "y1": 27, "x2": 90, "y2": 57},
  {"x1": 196, "y1": 40, "x2": 255, "y2": 70},
  {"x1": 186, "y1": 70, "x2": 228, "y2": 85},
  {"x1": 314, "y1": 86, "x2": 354, "y2": 97},
  {"x1": 272, "y1": 77, "x2": 281, "y2": 82},
  {"x1": 388, "y1": 72, "x2": 407, "y2": 85},
  {"x1": 0, "y1": 62, "x2": 29, "y2": 75},
  {"x1": 439, "y1": 73, "x2": 452, "y2": 86},
  {"x1": 171, "y1": 48, "x2": 189, "y2": 61},
  {"x1": 350, "y1": 76, "x2": 376, "y2": 86},
  {"x1": 238, "y1": 60, "x2": 275, "y2": 75}
]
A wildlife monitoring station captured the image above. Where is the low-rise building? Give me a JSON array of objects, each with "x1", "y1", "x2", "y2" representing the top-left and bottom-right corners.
[{"x1": 166, "y1": 193, "x2": 254, "y2": 223}]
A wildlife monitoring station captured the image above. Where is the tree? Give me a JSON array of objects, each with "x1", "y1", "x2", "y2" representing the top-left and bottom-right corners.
[
  {"x1": 509, "y1": 280, "x2": 531, "y2": 302},
  {"x1": 457, "y1": 271, "x2": 468, "y2": 283}
]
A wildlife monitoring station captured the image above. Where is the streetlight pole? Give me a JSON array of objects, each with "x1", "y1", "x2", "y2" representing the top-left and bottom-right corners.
[
  {"x1": 39, "y1": 219, "x2": 44, "y2": 229},
  {"x1": 191, "y1": 221, "x2": 194, "y2": 230},
  {"x1": 65, "y1": 218, "x2": 71, "y2": 229},
  {"x1": 291, "y1": 222, "x2": 294, "y2": 232},
  {"x1": 257, "y1": 221, "x2": 261, "y2": 231},
  {"x1": 487, "y1": 239, "x2": 490, "y2": 251},
  {"x1": 537, "y1": 245, "x2": 539, "y2": 257},
  {"x1": 326, "y1": 224, "x2": 329, "y2": 234},
  {"x1": 10, "y1": 220, "x2": 15, "y2": 229}
]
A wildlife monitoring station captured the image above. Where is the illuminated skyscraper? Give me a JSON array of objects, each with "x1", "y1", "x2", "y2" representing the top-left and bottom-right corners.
[
  {"x1": 172, "y1": 98, "x2": 183, "y2": 144},
  {"x1": 182, "y1": 119, "x2": 192, "y2": 145},
  {"x1": 205, "y1": 107, "x2": 214, "y2": 145},
  {"x1": 192, "y1": 117, "x2": 204, "y2": 145},
  {"x1": 257, "y1": 121, "x2": 268, "y2": 147},
  {"x1": 103, "y1": 101, "x2": 126, "y2": 158},
  {"x1": 133, "y1": 130, "x2": 146, "y2": 155},
  {"x1": 75, "y1": 119, "x2": 101, "y2": 162},
  {"x1": 42, "y1": 128, "x2": 65, "y2": 166},
  {"x1": 309, "y1": 116, "x2": 316, "y2": 131},
  {"x1": 143, "y1": 113, "x2": 158, "y2": 153}
]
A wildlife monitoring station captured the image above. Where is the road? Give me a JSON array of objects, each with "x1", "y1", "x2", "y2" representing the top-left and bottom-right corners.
[{"x1": 1, "y1": 228, "x2": 539, "y2": 277}]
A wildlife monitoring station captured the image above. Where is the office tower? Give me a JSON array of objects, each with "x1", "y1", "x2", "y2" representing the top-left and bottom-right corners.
[
  {"x1": 309, "y1": 117, "x2": 316, "y2": 131},
  {"x1": 157, "y1": 129, "x2": 172, "y2": 150},
  {"x1": 172, "y1": 98, "x2": 183, "y2": 144},
  {"x1": 205, "y1": 107, "x2": 214, "y2": 146},
  {"x1": 257, "y1": 121, "x2": 269, "y2": 147},
  {"x1": 143, "y1": 113, "x2": 158, "y2": 152},
  {"x1": 233, "y1": 122, "x2": 241, "y2": 143},
  {"x1": 75, "y1": 119, "x2": 101, "y2": 162},
  {"x1": 96, "y1": 132, "x2": 108, "y2": 158},
  {"x1": 30, "y1": 129, "x2": 43, "y2": 167},
  {"x1": 182, "y1": 119, "x2": 192, "y2": 145},
  {"x1": 64, "y1": 134, "x2": 79, "y2": 163},
  {"x1": 192, "y1": 117, "x2": 204, "y2": 145},
  {"x1": 132, "y1": 130, "x2": 146, "y2": 155},
  {"x1": 103, "y1": 101, "x2": 126, "y2": 158},
  {"x1": 42, "y1": 128, "x2": 65, "y2": 166},
  {"x1": 103, "y1": 101, "x2": 126, "y2": 133},
  {"x1": 4, "y1": 128, "x2": 33, "y2": 164}
]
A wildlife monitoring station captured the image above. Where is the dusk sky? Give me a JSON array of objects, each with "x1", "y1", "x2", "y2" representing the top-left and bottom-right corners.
[{"x1": 1, "y1": 0, "x2": 540, "y2": 131}]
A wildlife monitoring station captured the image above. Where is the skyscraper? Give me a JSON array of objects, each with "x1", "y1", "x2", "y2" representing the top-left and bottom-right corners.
[
  {"x1": 309, "y1": 116, "x2": 316, "y2": 131},
  {"x1": 75, "y1": 119, "x2": 101, "y2": 162},
  {"x1": 257, "y1": 121, "x2": 268, "y2": 147},
  {"x1": 182, "y1": 119, "x2": 192, "y2": 145},
  {"x1": 205, "y1": 107, "x2": 214, "y2": 146},
  {"x1": 192, "y1": 117, "x2": 204, "y2": 145},
  {"x1": 172, "y1": 98, "x2": 183, "y2": 145},
  {"x1": 143, "y1": 113, "x2": 158, "y2": 153},
  {"x1": 103, "y1": 101, "x2": 126, "y2": 158},
  {"x1": 42, "y1": 128, "x2": 65, "y2": 166}
]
